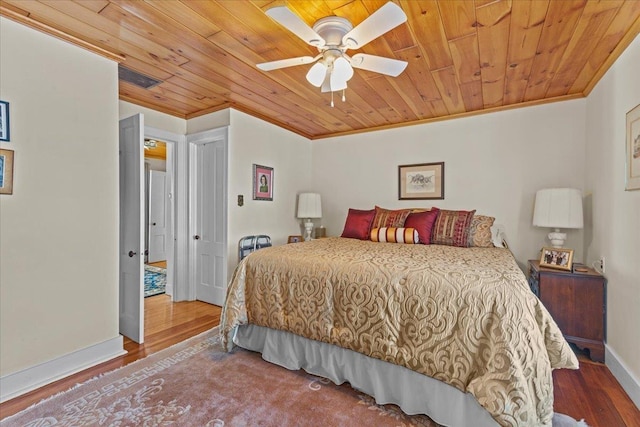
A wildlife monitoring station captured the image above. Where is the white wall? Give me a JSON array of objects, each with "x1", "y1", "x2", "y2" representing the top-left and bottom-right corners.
[
  {"x1": 311, "y1": 100, "x2": 587, "y2": 268},
  {"x1": 119, "y1": 101, "x2": 186, "y2": 135},
  {"x1": 226, "y1": 109, "x2": 312, "y2": 278},
  {"x1": 0, "y1": 18, "x2": 120, "y2": 375},
  {"x1": 187, "y1": 109, "x2": 230, "y2": 134},
  {"x1": 585, "y1": 35, "x2": 640, "y2": 404}
]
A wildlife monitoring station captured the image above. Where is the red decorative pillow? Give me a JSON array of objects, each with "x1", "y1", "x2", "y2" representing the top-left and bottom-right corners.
[
  {"x1": 404, "y1": 208, "x2": 440, "y2": 244},
  {"x1": 341, "y1": 209, "x2": 375, "y2": 240},
  {"x1": 371, "y1": 206, "x2": 412, "y2": 229},
  {"x1": 431, "y1": 209, "x2": 476, "y2": 247}
]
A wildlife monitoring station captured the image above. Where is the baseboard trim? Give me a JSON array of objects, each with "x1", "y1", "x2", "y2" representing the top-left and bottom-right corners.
[
  {"x1": 605, "y1": 344, "x2": 640, "y2": 409},
  {"x1": 0, "y1": 336, "x2": 126, "y2": 403}
]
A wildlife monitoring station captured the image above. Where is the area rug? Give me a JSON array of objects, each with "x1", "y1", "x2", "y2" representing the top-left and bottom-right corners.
[
  {"x1": 0, "y1": 328, "x2": 588, "y2": 427},
  {"x1": 144, "y1": 265, "x2": 166, "y2": 297}
]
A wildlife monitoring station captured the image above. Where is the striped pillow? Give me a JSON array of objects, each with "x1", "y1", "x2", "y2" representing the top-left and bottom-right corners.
[
  {"x1": 371, "y1": 206, "x2": 412, "y2": 229},
  {"x1": 370, "y1": 227, "x2": 419, "y2": 244},
  {"x1": 431, "y1": 209, "x2": 476, "y2": 247}
]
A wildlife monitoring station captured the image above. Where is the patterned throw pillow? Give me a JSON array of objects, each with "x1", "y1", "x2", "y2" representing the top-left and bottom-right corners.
[
  {"x1": 371, "y1": 206, "x2": 412, "y2": 229},
  {"x1": 341, "y1": 208, "x2": 376, "y2": 240},
  {"x1": 404, "y1": 208, "x2": 439, "y2": 244},
  {"x1": 468, "y1": 215, "x2": 495, "y2": 247},
  {"x1": 370, "y1": 227, "x2": 419, "y2": 244},
  {"x1": 431, "y1": 209, "x2": 476, "y2": 247}
]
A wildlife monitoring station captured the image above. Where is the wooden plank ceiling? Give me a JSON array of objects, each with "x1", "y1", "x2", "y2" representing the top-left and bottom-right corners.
[{"x1": 2, "y1": 0, "x2": 639, "y2": 139}]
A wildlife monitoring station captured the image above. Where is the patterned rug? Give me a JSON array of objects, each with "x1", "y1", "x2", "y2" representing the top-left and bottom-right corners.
[
  {"x1": 0, "y1": 328, "x2": 588, "y2": 427},
  {"x1": 144, "y1": 265, "x2": 166, "y2": 297},
  {"x1": 0, "y1": 328, "x2": 439, "y2": 427}
]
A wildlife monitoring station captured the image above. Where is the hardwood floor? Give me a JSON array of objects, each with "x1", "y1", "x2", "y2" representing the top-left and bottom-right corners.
[
  {"x1": 0, "y1": 295, "x2": 221, "y2": 419},
  {"x1": 553, "y1": 348, "x2": 640, "y2": 426},
  {"x1": 1, "y1": 296, "x2": 638, "y2": 426},
  {"x1": 147, "y1": 260, "x2": 167, "y2": 269}
]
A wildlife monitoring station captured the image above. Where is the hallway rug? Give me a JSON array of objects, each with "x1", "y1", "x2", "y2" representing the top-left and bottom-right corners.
[
  {"x1": 0, "y1": 327, "x2": 588, "y2": 427},
  {"x1": 144, "y1": 265, "x2": 166, "y2": 297}
]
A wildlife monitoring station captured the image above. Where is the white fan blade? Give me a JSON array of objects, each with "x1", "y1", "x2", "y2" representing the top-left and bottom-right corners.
[
  {"x1": 342, "y1": 2, "x2": 407, "y2": 49},
  {"x1": 266, "y1": 6, "x2": 326, "y2": 47},
  {"x1": 350, "y1": 53, "x2": 407, "y2": 77},
  {"x1": 257, "y1": 56, "x2": 319, "y2": 71},
  {"x1": 306, "y1": 62, "x2": 328, "y2": 87}
]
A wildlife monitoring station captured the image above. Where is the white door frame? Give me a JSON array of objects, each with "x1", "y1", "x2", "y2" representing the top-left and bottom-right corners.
[
  {"x1": 187, "y1": 127, "x2": 229, "y2": 301},
  {"x1": 144, "y1": 127, "x2": 185, "y2": 300}
]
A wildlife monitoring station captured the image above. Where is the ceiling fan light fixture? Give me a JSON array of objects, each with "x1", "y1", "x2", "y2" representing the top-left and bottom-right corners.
[
  {"x1": 306, "y1": 62, "x2": 327, "y2": 87},
  {"x1": 329, "y1": 71, "x2": 348, "y2": 92},
  {"x1": 333, "y1": 57, "x2": 353, "y2": 82},
  {"x1": 258, "y1": 2, "x2": 409, "y2": 105},
  {"x1": 144, "y1": 138, "x2": 157, "y2": 150}
]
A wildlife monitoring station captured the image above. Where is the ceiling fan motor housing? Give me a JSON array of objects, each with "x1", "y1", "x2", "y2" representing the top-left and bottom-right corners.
[{"x1": 312, "y1": 16, "x2": 353, "y2": 50}]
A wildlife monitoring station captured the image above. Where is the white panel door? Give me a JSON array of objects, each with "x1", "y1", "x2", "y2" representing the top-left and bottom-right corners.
[
  {"x1": 119, "y1": 114, "x2": 144, "y2": 343},
  {"x1": 194, "y1": 140, "x2": 227, "y2": 306},
  {"x1": 148, "y1": 170, "x2": 167, "y2": 263}
]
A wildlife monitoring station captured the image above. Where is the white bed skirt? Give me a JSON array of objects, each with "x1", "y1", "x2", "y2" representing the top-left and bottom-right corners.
[{"x1": 233, "y1": 324, "x2": 498, "y2": 427}]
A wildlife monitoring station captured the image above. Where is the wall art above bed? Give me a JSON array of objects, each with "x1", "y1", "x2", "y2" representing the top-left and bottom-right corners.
[{"x1": 398, "y1": 162, "x2": 444, "y2": 200}]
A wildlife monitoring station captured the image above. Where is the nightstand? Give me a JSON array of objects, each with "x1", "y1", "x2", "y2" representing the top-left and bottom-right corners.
[{"x1": 528, "y1": 260, "x2": 606, "y2": 362}]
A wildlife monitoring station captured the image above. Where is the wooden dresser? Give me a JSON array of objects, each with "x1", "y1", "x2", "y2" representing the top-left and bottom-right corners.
[{"x1": 528, "y1": 260, "x2": 606, "y2": 362}]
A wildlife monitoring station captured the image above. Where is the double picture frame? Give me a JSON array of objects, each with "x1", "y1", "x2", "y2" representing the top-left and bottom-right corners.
[{"x1": 539, "y1": 247, "x2": 574, "y2": 271}]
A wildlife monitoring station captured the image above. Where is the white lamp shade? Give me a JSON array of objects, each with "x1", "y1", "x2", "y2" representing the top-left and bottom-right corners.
[
  {"x1": 306, "y1": 62, "x2": 327, "y2": 87},
  {"x1": 533, "y1": 188, "x2": 584, "y2": 229},
  {"x1": 297, "y1": 193, "x2": 322, "y2": 219},
  {"x1": 330, "y1": 57, "x2": 353, "y2": 90}
]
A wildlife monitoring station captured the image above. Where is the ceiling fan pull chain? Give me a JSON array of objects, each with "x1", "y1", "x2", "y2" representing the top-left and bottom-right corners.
[
  {"x1": 342, "y1": 89, "x2": 346, "y2": 102},
  {"x1": 331, "y1": 91, "x2": 335, "y2": 107}
]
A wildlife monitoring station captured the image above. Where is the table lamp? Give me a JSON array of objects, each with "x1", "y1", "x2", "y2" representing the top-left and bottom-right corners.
[
  {"x1": 297, "y1": 193, "x2": 322, "y2": 241},
  {"x1": 532, "y1": 188, "x2": 583, "y2": 248}
]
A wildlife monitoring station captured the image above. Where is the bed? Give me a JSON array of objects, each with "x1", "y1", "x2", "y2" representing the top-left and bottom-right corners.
[{"x1": 220, "y1": 236, "x2": 578, "y2": 427}]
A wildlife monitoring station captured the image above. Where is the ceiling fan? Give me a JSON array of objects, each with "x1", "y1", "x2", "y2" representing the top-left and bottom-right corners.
[{"x1": 257, "y1": 2, "x2": 408, "y2": 106}]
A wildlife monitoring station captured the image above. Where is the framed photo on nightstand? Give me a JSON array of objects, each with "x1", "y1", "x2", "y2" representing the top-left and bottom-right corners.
[
  {"x1": 287, "y1": 235, "x2": 303, "y2": 243},
  {"x1": 539, "y1": 247, "x2": 574, "y2": 271}
]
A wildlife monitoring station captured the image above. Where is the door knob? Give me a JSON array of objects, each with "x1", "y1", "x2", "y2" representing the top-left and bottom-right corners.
[
  {"x1": 128, "y1": 250, "x2": 136, "y2": 257},
  {"x1": 194, "y1": 235, "x2": 200, "y2": 240}
]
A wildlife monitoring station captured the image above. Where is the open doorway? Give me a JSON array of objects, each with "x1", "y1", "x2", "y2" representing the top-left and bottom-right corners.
[{"x1": 143, "y1": 138, "x2": 171, "y2": 299}]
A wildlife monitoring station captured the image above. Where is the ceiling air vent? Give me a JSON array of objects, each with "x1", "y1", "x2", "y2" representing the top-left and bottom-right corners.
[{"x1": 118, "y1": 65, "x2": 162, "y2": 89}]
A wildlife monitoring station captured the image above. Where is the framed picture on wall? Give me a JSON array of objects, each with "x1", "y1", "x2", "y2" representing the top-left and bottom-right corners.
[
  {"x1": 626, "y1": 103, "x2": 640, "y2": 191},
  {"x1": 0, "y1": 101, "x2": 9, "y2": 142},
  {"x1": 398, "y1": 162, "x2": 444, "y2": 200},
  {"x1": 253, "y1": 164, "x2": 273, "y2": 201},
  {"x1": 0, "y1": 148, "x2": 15, "y2": 195}
]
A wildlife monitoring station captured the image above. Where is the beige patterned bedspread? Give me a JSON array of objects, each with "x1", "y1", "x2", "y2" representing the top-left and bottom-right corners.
[{"x1": 221, "y1": 237, "x2": 578, "y2": 427}]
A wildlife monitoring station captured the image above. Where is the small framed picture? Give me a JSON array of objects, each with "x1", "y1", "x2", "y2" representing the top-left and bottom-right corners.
[
  {"x1": 398, "y1": 162, "x2": 444, "y2": 200},
  {"x1": 253, "y1": 164, "x2": 273, "y2": 201},
  {"x1": 539, "y1": 247, "x2": 574, "y2": 271},
  {"x1": 287, "y1": 235, "x2": 303, "y2": 244},
  {"x1": 0, "y1": 101, "x2": 9, "y2": 142},
  {"x1": 625, "y1": 103, "x2": 640, "y2": 191},
  {"x1": 0, "y1": 148, "x2": 15, "y2": 195}
]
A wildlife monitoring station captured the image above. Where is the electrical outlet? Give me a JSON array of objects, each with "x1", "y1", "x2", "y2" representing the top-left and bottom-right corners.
[{"x1": 599, "y1": 256, "x2": 605, "y2": 274}]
